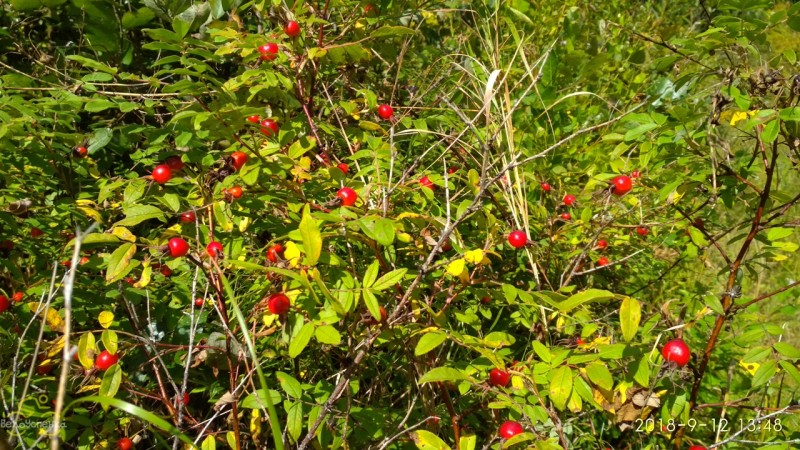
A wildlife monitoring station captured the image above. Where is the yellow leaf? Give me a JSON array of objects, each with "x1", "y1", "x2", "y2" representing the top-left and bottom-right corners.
[
  {"x1": 98, "y1": 311, "x2": 114, "y2": 329},
  {"x1": 739, "y1": 360, "x2": 760, "y2": 376},
  {"x1": 262, "y1": 312, "x2": 278, "y2": 327},
  {"x1": 77, "y1": 206, "x2": 104, "y2": 223},
  {"x1": 28, "y1": 303, "x2": 65, "y2": 333},
  {"x1": 238, "y1": 216, "x2": 250, "y2": 233},
  {"x1": 729, "y1": 111, "x2": 749, "y2": 126},
  {"x1": 511, "y1": 375, "x2": 524, "y2": 390},
  {"x1": 284, "y1": 241, "x2": 301, "y2": 268},
  {"x1": 134, "y1": 265, "x2": 152, "y2": 288},
  {"x1": 250, "y1": 408, "x2": 262, "y2": 437},
  {"x1": 464, "y1": 249, "x2": 484, "y2": 264},
  {"x1": 446, "y1": 258, "x2": 466, "y2": 276},
  {"x1": 111, "y1": 227, "x2": 136, "y2": 242},
  {"x1": 617, "y1": 380, "x2": 633, "y2": 404},
  {"x1": 397, "y1": 212, "x2": 426, "y2": 219},
  {"x1": 46, "y1": 335, "x2": 65, "y2": 358}
]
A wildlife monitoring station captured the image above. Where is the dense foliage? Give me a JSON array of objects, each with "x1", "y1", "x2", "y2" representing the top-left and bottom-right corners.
[{"x1": 1, "y1": 1, "x2": 799, "y2": 449}]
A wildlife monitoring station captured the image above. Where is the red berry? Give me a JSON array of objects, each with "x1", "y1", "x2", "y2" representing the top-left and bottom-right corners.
[
  {"x1": 194, "y1": 298, "x2": 204, "y2": 308},
  {"x1": 160, "y1": 265, "x2": 172, "y2": 277},
  {"x1": 377, "y1": 104, "x2": 394, "y2": 120},
  {"x1": 267, "y1": 293, "x2": 291, "y2": 315},
  {"x1": 152, "y1": 164, "x2": 172, "y2": 184},
  {"x1": 688, "y1": 446, "x2": 706, "y2": 450},
  {"x1": 499, "y1": 421, "x2": 523, "y2": 439},
  {"x1": 0, "y1": 240, "x2": 13, "y2": 251},
  {"x1": 597, "y1": 239, "x2": 608, "y2": 250},
  {"x1": 247, "y1": 115, "x2": 260, "y2": 123},
  {"x1": 258, "y1": 42, "x2": 279, "y2": 61},
  {"x1": 165, "y1": 155, "x2": 184, "y2": 171},
  {"x1": 611, "y1": 175, "x2": 632, "y2": 196},
  {"x1": 94, "y1": 350, "x2": 119, "y2": 371},
  {"x1": 507, "y1": 230, "x2": 527, "y2": 249},
  {"x1": 379, "y1": 306, "x2": 387, "y2": 322},
  {"x1": 206, "y1": 241, "x2": 224, "y2": 259},
  {"x1": 337, "y1": 162, "x2": 349, "y2": 175},
  {"x1": 419, "y1": 176, "x2": 434, "y2": 190},
  {"x1": 260, "y1": 119, "x2": 279, "y2": 137},
  {"x1": 267, "y1": 244, "x2": 284, "y2": 263},
  {"x1": 228, "y1": 186, "x2": 243, "y2": 199},
  {"x1": 12, "y1": 292, "x2": 23, "y2": 302},
  {"x1": 179, "y1": 211, "x2": 196, "y2": 223},
  {"x1": 61, "y1": 260, "x2": 71, "y2": 268},
  {"x1": 597, "y1": 257, "x2": 609, "y2": 267},
  {"x1": 631, "y1": 170, "x2": 641, "y2": 179},
  {"x1": 540, "y1": 182, "x2": 551, "y2": 192},
  {"x1": 177, "y1": 392, "x2": 190, "y2": 406},
  {"x1": 73, "y1": 146, "x2": 88, "y2": 158},
  {"x1": 36, "y1": 364, "x2": 53, "y2": 376},
  {"x1": 284, "y1": 20, "x2": 300, "y2": 38},
  {"x1": 364, "y1": 3, "x2": 377, "y2": 16},
  {"x1": 168, "y1": 237, "x2": 190, "y2": 258},
  {"x1": 231, "y1": 151, "x2": 248, "y2": 171},
  {"x1": 636, "y1": 226, "x2": 648, "y2": 236},
  {"x1": 124, "y1": 277, "x2": 135, "y2": 285},
  {"x1": 480, "y1": 296, "x2": 491, "y2": 305},
  {"x1": 662, "y1": 338, "x2": 691, "y2": 367},
  {"x1": 30, "y1": 227, "x2": 44, "y2": 238},
  {"x1": 560, "y1": 212, "x2": 571, "y2": 221},
  {"x1": 337, "y1": 187, "x2": 358, "y2": 206},
  {"x1": 117, "y1": 437, "x2": 133, "y2": 450},
  {"x1": 489, "y1": 368, "x2": 510, "y2": 387},
  {"x1": 563, "y1": 194, "x2": 576, "y2": 206},
  {"x1": 0, "y1": 295, "x2": 9, "y2": 313},
  {"x1": 576, "y1": 338, "x2": 586, "y2": 345}
]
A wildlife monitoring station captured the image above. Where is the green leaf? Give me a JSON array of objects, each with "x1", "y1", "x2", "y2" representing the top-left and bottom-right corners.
[
  {"x1": 314, "y1": 325, "x2": 341, "y2": 345},
  {"x1": 66, "y1": 55, "x2": 118, "y2": 75},
  {"x1": 287, "y1": 136, "x2": 317, "y2": 159},
  {"x1": 105, "y1": 243, "x2": 136, "y2": 283},
  {"x1": 201, "y1": 435, "x2": 216, "y2": 450},
  {"x1": 558, "y1": 289, "x2": 615, "y2": 313},
  {"x1": 363, "y1": 260, "x2": 380, "y2": 288},
  {"x1": 767, "y1": 228, "x2": 794, "y2": 241},
  {"x1": 101, "y1": 330, "x2": 118, "y2": 354},
  {"x1": 483, "y1": 331, "x2": 516, "y2": 348},
  {"x1": 87, "y1": 128, "x2": 113, "y2": 153},
  {"x1": 288, "y1": 322, "x2": 315, "y2": 359},
  {"x1": 370, "y1": 26, "x2": 416, "y2": 39},
  {"x1": 459, "y1": 434, "x2": 477, "y2": 450},
  {"x1": 99, "y1": 364, "x2": 122, "y2": 399},
  {"x1": 360, "y1": 217, "x2": 396, "y2": 246},
  {"x1": 411, "y1": 430, "x2": 449, "y2": 450},
  {"x1": 275, "y1": 371, "x2": 303, "y2": 399},
  {"x1": 619, "y1": 297, "x2": 641, "y2": 342},
  {"x1": 362, "y1": 288, "x2": 381, "y2": 320},
  {"x1": 774, "y1": 342, "x2": 800, "y2": 359},
  {"x1": 85, "y1": 99, "x2": 117, "y2": 112},
  {"x1": 631, "y1": 355, "x2": 650, "y2": 387},
  {"x1": 418, "y1": 367, "x2": 466, "y2": 384},
  {"x1": 240, "y1": 389, "x2": 282, "y2": 409},
  {"x1": 115, "y1": 205, "x2": 166, "y2": 227},
  {"x1": 779, "y1": 361, "x2": 800, "y2": 385},
  {"x1": 372, "y1": 268, "x2": 406, "y2": 291},
  {"x1": 415, "y1": 331, "x2": 448, "y2": 356},
  {"x1": 122, "y1": 7, "x2": 155, "y2": 29},
  {"x1": 549, "y1": 366, "x2": 573, "y2": 411},
  {"x1": 585, "y1": 362, "x2": 613, "y2": 391},
  {"x1": 761, "y1": 118, "x2": 780, "y2": 143},
  {"x1": 66, "y1": 233, "x2": 120, "y2": 248},
  {"x1": 751, "y1": 360, "x2": 777, "y2": 388},
  {"x1": 299, "y1": 204, "x2": 322, "y2": 265},
  {"x1": 532, "y1": 340, "x2": 552, "y2": 362},
  {"x1": 286, "y1": 401, "x2": 303, "y2": 442}
]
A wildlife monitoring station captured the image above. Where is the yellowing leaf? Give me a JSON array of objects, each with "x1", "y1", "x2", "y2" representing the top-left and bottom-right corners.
[
  {"x1": 739, "y1": 360, "x2": 760, "y2": 376},
  {"x1": 98, "y1": 311, "x2": 115, "y2": 329},
  {"x1": 29, "y1": 303, "x2": 65, "y2": 333},
  {"x1": 78, "y1": 333, "x2": 96, "y2": 370},
  {"x1": 78, "y1": 206, "x2": 104, "y2": 223},
  {"x1": 238, "y1": 216, "x2": 250, "y2": 233},
  {"x1": 446, "y1": 258, "x2": 466, "y2": 276},
  {"x1": 46, "y1": 335, "x2": 65, "y2": 358},
  {"x1": 111, "y1": 227, "x2": 136, "y2": 242},
  {"x1": 464, "y1": 249, "x2": 484, "y2": 264},
  {"x1": 250, "y1": 408, "x2": 262, "y2": 437},
  {"x1": 284, "y1": 241, "x2": 301, "y2": 268},
  {"x1": 134, "y1": 265, "x2": 152, "y2": 288}
]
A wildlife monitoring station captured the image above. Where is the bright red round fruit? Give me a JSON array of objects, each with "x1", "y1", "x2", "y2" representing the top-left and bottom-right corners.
[
  {"x1": 419, "y1": 176, "x2": 434, "y2": 190},
  {"x1": 563, "y1": 194, "x2": 576, "y2": 206},
  {"x1": 662, "y1": 338, "x2": 691, "y2": 367},
  {"x1": 267, "y1": 244, "x2": 284, "y2": 263},
  {"x1": 499, "y1": 421, "x2": 523, "y2": 439},
  {"x1": 688, "y1": 446, "x2": 706, "y2": 450},
  {"x1": 179, "y1": 211, "x2": 196, "y2": 223},
  {"x1": 0, "y1": 295, "x2": 9, "y2": 313},
  {"x1": 337, "y1": 162, "x2": 349, "y2": 175},
  {"x1": 247, "y1": 114, "x2": 260, "y2": 123},
  {"x1": 117, "y1": 437, "x2": 133, "y2": 450},
  {"x1": 231, "y1": 151, "x2": 248, "y2": 171},
  {"x1": 597, "y1": 239, "x2": 608, "y2": 250},
  {"x1": 260, "y1": 119, "x2": 279, "y2": 137},
  {"x1": 165, "y1": 155, "x2": 184, "y2": 171},
  {"x1": 631, "y1": 170, "x2": 641, "y2": 179},
  {"x1": 611, "y1": 175, "x2": 632, "y2": 196},
  {"x1": 507, "y1": 230, "x2": 527, "y2": 249},
  {"x1": 258, "y1": 42, "x2": 279, "y2": 61},
  {"x1": 73, "y1": 146, "x2": 88, "y2": 158},
  {"x1": 267, "y1": 293, "x2": 291, "y2": 315},
  {"x1": 206, "y1": 241, "x2": 224, "y2": 259},
  {"x1": 489, "y1": 368, "x2": 510, "y2": 387},
  {"x1": 168, "y1": 237, "x2": 190, "y2": 258},
  {"x1": 152, "y1": 164, "x2": 172, "y2": 184},
  {"x1": 636, "y1": 226, "x2": 648, "y2": 236},
  {"x1": 160, "y1": 265, "x2": 172, "y2": 277},
  {"x1": 337, "y1": 187, "x2": 358, "y2": 206},
  {"x1": 30, "y1": 227, "x2": 44, "y2": 238},
  {"x1": 95, "y1": 350, "x2": 119, "y2": 371},
  {"x1": 229, "y1": 186, "x2": 243, "y2": 199},
  {"x1": 12, "y1": 292, "x2": 24, "y2": 302},
  {"x1": 284, "y1": 20, "x2": 300, "y2": 38},
  {"x1": 377, "y1": 104, "x2": 394, "y2": 120},
  {"x1": 177, "y1": 392, "x2": 190, "y2": 406},
  {"x1": 540, "y1": 182, "x2": 551, "y2": 192},
  {"x1": 597, "y1": 257, "x2": 609, "y2": 267},
  {"x1": 560, "y1": 212, "x2": 571, "y2": 220},
  {"x1": 194, "y1": 298, "x2": 204, "y2": 308}
]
